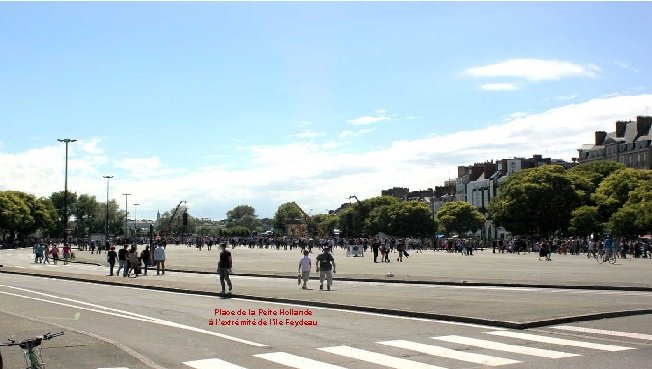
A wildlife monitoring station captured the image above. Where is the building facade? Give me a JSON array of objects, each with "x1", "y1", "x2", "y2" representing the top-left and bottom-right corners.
[{"x1": 577, "y1": 116, "x2": 652, "y2": 169}]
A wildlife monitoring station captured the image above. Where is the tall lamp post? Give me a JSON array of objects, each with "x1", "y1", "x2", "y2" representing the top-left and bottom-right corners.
[
  {"x1": 133, "y1": 203, "x2": 140, "y2": 241},
  {"x1": 122, "y1": 193, "x2": 131, "y2": 241},
  {"x1": 103, "y1": 175, "x2": 114, "y2": 243},
  {"x1": 58, "y1": 138, "x2": 77, "y2": 244}
]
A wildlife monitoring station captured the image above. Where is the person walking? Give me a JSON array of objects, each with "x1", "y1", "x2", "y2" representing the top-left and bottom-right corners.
[
  {"x1": 127, "y1": 245, "x2": 140, "y2": 277},
  {"x1": 139, "y1": 245, "x2": 151, "y2": 276},
  {"x1": 50, "y1": 244, "x2": 60, "y2": 265},
  {"x1": 316, "y1": 247, "x2": 336, "y2": 291},
  {"x1": 371, "y1": 240, "x2": 380, "y2": 263},
  {"x1": 154, "y1": 243, "x2": 166, "y2": 275},
  {"x1": 298, "y1": 249, "x2": 312, "y2": 289},
  {"x1": 43, "y1": 244, "x2": 51, "y2": 264},
  {"x1": 217, "y1": 243, "x2": 233, "y2": 295},
  {"x1": 117, "y1": 244, "x2": 128, "y2": 277},
  {"x1": 34, "y1": 242, "x2": 44, "y2": 264},
  {"x1": 62, "y1": 244, "x2": 71, "y2": 265},
  {"x1": 107, "y1": 246, "x2": 117, "y2": 276}
]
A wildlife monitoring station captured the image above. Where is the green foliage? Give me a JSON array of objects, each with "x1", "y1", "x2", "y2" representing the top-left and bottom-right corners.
[
  {"x1": 72, "y1": 194, "x2": 100, "y2": 236},
  {"x1": 593, "y1": 168, "x2": 652, "y2": 223},
  {"x1": 383, "y1": 201, "x2": 436, "y2": 238},
  {"x1": 488, "y1": 165, "x2": 581, "y2": 236},
  {"x1": 226, "y1": 205, "x2": 261, "y2": 231},
  {"x1": 337, "y1": 196, "x2": 399, "y2": 237},
  {"x1": 49, "y1": 190, "x2": 78, "y2": 227},
  {"x1": 0, "y1": 191, "x2": 56, "y2": 240},
  {"x1": 312, "y1": 213, "x2": 340, "y2": 237},
  {"x1": 603, "y1": 174, "x2": 652, "y2": 237},
  {"x1": 272, "y1": 202, "x2": 305, "y2": 234},
  {"x1": 568, "y1": 160, "x2": 625, "y2": 189},
  {"x1": 608, "y1": 205, "x2": 643, "y2": 238},
  {"x1": 569, "y1": 205, "x2": 602, "y2": 237},
  {"x1": 436, "y1": 201, "x2": 484, "y2": 236}
]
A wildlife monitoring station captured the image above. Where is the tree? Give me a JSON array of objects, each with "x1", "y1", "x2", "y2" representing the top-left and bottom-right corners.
[
  {"x1": 72, "y1": 194, "x2": 100, "y2": 237},
  {"x1": 338, "y1": 196, "x2": 399, "y2": 237},
  {"x1": 488, "y1": 165, "x2": 581, "y2": 236},
  {"x1": 568, "y1": 160, "x2": 625, "y2": 189},
  {"x1": 569, "y1": 205, "x2": 602, "y2": 238},
  {"x1": 606, "y1": 177, "x2": 652, "y2": 237},
  {"x1": 50, "y1": 190, "x2": 79, "y2": 232},
  {"x1": 0, "y1": 191, "x2": 56, "y2": 241},
  {"x1": 313, "y1": 213, "x2": 340, "y2": 237},
  {"x1": 226, "y1": 205, "x2": 261, "y2": 231},
  {"x1": 385, "y1": 201, "x2": 436, "y2": 238},
  {"x1": 272, "y1": 202, "x2": 305, "y2": 234},
  {"x1": 0, "y1": 191, "x2": 31, "y2": 241},
  {"x1": 593, "y1": 168, "x2": 652, "y2": 223},
  {"x1": 436, "y1": 201, "x2": 484, "y2": 236},
  {"x1": 608, "y1": 205, "x2": 643, "y2": 238}
]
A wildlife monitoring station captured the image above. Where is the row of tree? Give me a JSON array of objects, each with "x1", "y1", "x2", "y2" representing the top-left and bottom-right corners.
[
  {"x1": 0, "y1": 190, "x2": 125, "y2": 242},
  {"x1": 489, "y1": 161, "x2": 651, "y2": 238},
  {"x1": 1, "y1": 160, "x2": 649, "y2": 242}
]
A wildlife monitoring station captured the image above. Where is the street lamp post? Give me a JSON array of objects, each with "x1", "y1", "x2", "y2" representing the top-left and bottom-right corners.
[
  {"x1": 58, "y1": 138, "x2": 77, "y2": 245},
  {"x1": 122, "y1": 193, "x2": 131, "y2": 242},
  {"x1": 103, "y1": 175, "x2": 114, "y2": 243},
  {"x1": 133, "y1": 203, "x2": 140, "y2": 242}
]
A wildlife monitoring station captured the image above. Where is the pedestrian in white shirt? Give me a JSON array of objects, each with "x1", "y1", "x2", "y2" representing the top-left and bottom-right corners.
[{"x1": 298, "y1": 249, "x2": 312, "y2": 290}]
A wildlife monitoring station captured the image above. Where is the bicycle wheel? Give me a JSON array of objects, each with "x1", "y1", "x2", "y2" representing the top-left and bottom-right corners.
[
  {"x1": 596, "y1": 251, "x2": 605, "y2": 264},
  {"x1": 608, "y1": 252, "x2": 617, "y2": 264}
]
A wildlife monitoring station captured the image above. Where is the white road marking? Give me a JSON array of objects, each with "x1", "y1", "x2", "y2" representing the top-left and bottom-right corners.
[
  {"x1": 377, "y1": 340, "x2": 521, "y2": 366},
  {"x1": 0, "y1": 287, "x2": 266, "y2": 347},
  {"x1": 486, "y1": 331, "x2": 634, "y2": 351},
  {"x1": 318, "y1": 345, "x2": 447, "y2": 369},
  {"x1": 431, "y1": 335, "x2": 579, "y2": 358},
  {"x1": 552, "y1": 325, "x2": 652, "y2": 341},
  {"x1": 254, "y1": 352, "x2": 348, "y2": 369},
  {"x1": 183, "y1": 357, "x2": 249, "y2": 369}
]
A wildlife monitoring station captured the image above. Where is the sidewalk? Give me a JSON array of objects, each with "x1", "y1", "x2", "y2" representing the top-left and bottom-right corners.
[
  {"x1": 73, "y1": 245, "x2": 652, "y2": 289},
  {"x1": 0, "y1": 311, "x2": 151, "y2": 369}
]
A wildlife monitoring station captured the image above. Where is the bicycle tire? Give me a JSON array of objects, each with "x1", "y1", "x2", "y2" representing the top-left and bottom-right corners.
[
  {"x1": 608, "y1": 253, "x2": 617, "y2": 264},
  {"x1": 595, "y1": 251, "x2": 605, "y2": 264}
]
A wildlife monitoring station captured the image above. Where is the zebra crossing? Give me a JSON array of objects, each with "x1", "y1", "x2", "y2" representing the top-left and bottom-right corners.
[{"x1": 171, "y1": 326, "x2": 644, "y2": 369}]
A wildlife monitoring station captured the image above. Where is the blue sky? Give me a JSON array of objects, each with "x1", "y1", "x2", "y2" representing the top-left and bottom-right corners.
[{"x1": 1, "y1": 2, "x2": 651, "y2": 219}]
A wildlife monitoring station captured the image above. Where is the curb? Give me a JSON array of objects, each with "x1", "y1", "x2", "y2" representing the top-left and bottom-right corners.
[{"x1": 2, "y1": 268, "x2": 651, "y2": 330}]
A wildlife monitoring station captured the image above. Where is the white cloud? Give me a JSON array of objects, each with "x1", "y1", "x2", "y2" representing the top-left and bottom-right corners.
[
  {"x1": 614, "y1": 61, "x2": 639, "y2": 73},
  {"x1": 481, "y1": 83, "x2": 519, "y2": 91},
  {"x1": 1, "y1": 94, "x2": 650, "y2": 219},
  {"x1": 339, "y1": 128, "x2": 375, "y2": 138},
  {"x1": 467, "y1": 59, "x2": 600, "y2": 82},
  {"x1": 293, "y1": 130, "x2": 324, "y2": 139},
  {"x1": 347, "y1": 110, "x2": 391, "y2": 126},
  {"x1": 558, "y1": 94, "x2": 578, "y2": 100}
]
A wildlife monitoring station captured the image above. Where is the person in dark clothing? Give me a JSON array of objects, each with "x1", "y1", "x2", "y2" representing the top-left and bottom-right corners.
[
  {"x1": 217, "y1": 243, "x2": 233, "y2": 295},
  {"x1": 316, "y1": 247, "x2": 336, "y2": 291},
  {"x1": 139, "y1": 245, "x2": 151, "y2": 276},
  {"x1": 117, "y1": 245, "x2": 129, "y2": 277},
  {"x1": 372, "y1": 240, "x2": 380, "y2": 263},
  {"x1": 107, "y1": 246, "x2": 117, "y2": 276}
]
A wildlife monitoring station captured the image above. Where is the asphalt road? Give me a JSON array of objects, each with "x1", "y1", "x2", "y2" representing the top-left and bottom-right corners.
[{"x1": 1, "y1": 273, "x2": 652, "y2": 369}]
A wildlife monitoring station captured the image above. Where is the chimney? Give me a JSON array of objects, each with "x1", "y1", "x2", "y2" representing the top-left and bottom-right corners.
[
  {"x1": 595, "y1": 131, "x2": 607, "y2": 146},
  {"x1": 615, "y1": 121, "x2": 627, "y2": 137},
  {"x1": 470, "y1": 164, "x2": 484, "y2": 181},
  {"x1": 637, "y1": 116, "x2": 652, "y2": 137},
  {"x1": 483, "y1": 162, "x2": 496, "y2": 178}
]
